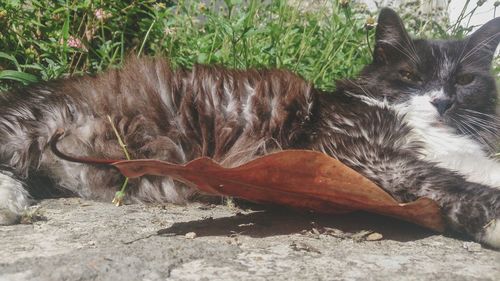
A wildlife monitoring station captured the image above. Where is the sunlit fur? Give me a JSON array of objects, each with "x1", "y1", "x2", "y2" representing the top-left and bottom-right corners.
[{"x1": 0, "y1": 9, "x2": 499, "y2": 248}]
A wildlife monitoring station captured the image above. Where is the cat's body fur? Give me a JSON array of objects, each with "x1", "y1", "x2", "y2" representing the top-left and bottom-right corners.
[{"x1": 1, "y1": 9, "x2": 500, "y2": 247}]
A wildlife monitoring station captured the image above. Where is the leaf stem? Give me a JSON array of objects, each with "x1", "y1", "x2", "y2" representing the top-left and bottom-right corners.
[
  {"x1": 107, "y1": 115, "x2": 132, "y2": 206},
  {"x1": 107, "y1": 115, "x2": 131, "y2": 160}
]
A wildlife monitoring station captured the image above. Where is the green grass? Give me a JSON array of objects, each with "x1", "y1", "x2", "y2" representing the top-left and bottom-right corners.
[{"x1": 0, "y1": 0, "x2": 497, "y2": 92}]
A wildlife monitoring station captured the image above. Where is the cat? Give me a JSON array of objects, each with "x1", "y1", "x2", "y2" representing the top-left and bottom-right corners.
[{"x1": 0, "y1": 8, "x2": 499, "y2": 248}]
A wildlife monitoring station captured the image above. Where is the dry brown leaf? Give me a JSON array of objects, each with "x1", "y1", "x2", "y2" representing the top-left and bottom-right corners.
[
  {"x1": 49, "y1": 130, "x2": 445, "y2": 232},
  {"x1": 111, "y1": 151, "x2": 444, "y2": 232}
]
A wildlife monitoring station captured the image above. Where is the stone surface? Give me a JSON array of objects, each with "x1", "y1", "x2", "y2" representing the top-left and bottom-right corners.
[{"x1": 1, "y1": 198, "x2": 499, "y2": 281}]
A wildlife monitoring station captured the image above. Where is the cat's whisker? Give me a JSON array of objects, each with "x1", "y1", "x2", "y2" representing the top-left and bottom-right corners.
[
  {"x1": 457, "y1": 114, "x2": 500, "y2": 132},
  {"x1": 378, "y1": 39, "x2": 420, "y2": 65},
  {"x1": 458, "y1": 35, "x2": 472, "y2": 66},
  {"x1": 345, "y1": 79, "x2": 375, "y2": 99},
  {"x1": 461, "y1": 114, "x2": 500, "y2": 128},
  {"x1": 461, "y1": 53, "x2": 496, "y2": 68},
  {"x1": 462, "y1": 108, "x2": 500, "y2": 119},
  {"x1": 401, "y1": 87, "x2": 420, "y2": 94},
  {"x1": 468, "y1": 116, "x2": 500, "y2": 129},
  {"x1": 449, "y1": 116, "x2": 474, "y2": 137},
  {"x1": 394, "y1": 41, "x2": 420, "y2": 65},
  {"x1": 450, "y1": 118, "x2": 490, "y2": 151},
  {"x1": 454, "y1": 118, "x2": 493, "y2": 149},
  {"x1": 453, "y1": 113, "x2": 500, "y2": 151},
  {"x1": 459, "y1": 31, "x2": 500, "y2": 63},
  {"x1": 466, "y1": 120, "x2": 499, "y2": 136},
  {"x1": 456, "y1": 112, "x2": 500, "y2": 133},
  {"x1": 395, "y1": 16, "x2": 421, "y2": 65}
]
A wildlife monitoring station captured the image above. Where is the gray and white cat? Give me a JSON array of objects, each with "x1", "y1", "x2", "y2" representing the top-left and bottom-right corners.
[{"x1": 1, "y1": 8, "x2": 500, "y2": 248}]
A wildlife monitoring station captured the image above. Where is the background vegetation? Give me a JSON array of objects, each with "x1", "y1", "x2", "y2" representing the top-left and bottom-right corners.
[{"x1": 0, "y1": 0, "x2": 498, "y2": 92}]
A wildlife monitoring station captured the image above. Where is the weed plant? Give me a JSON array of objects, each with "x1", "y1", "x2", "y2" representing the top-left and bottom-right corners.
[{"x1": 0, "y1": 0, "x2": 497, "y2": 92}]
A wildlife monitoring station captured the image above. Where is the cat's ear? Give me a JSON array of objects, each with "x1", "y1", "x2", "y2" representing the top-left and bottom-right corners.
[
  {"x1": 464, "y1": 17, "x2": 500, "y2": 64},
  {"x1": 373, "y1": 8, "x2": 411, "y2": 64}
]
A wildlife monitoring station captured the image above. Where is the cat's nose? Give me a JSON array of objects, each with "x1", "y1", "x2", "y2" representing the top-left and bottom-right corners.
[{"x1": 430, "y1": 98, "x2": 453, "y2": 115}]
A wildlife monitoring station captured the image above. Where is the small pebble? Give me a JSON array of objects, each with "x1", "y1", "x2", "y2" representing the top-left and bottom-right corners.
[
  {"x1": 290, "y1": 241, "x2": 321, "y2": 254},
  {"x1": 366, "y1": 232, "x2": 383, "y2": 241},
  {"x1": 185, "y1": 232, "x2": 197, "y2": 239},
  {"x1": 463, "y1": 241, "x2": 482, "y2": 252}
]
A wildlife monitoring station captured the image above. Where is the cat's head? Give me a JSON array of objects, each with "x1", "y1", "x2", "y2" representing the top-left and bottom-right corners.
[{"x1": 358, "y1": 8, "x2": 500, "y2": 149}]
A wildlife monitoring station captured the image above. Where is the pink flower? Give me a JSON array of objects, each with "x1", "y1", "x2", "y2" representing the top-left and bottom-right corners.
[
  {"x1": 95, "y1": 8, "x2": 110, "y2": 20},
  {"x1": 67, "y1": 36, "x2": 82, "y2": 48},
  {"x1": 60, "y1": 36, "x2": 87, "y2": 51}
]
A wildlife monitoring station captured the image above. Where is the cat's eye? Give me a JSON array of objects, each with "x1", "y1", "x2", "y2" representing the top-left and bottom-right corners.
[
  {"x1": 399, "y1": 70, "x2": 420, "y2": 83},
  {"x1": 456, "y1": 74, "x2": 474, "y2": 86}
]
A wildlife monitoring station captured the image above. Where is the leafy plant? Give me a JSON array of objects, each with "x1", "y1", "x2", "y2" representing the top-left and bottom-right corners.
[
  {"x1": 0, "y1": 0, "x2": 379, "y2": 91},
  {"x1": 0, "y1": 0, "x2": 497, "y2": 90}
]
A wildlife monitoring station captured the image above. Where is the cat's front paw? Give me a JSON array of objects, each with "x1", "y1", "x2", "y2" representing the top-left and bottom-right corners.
[
  {"x1": 0, "y1": 171, "x2": 30, "y2": 225},
  {"x1": 0, "y1": 208, "x2": 21, "y2": 225},
  {"x1": 481, "y1": 219, "x2": 500, "y2": 249}
]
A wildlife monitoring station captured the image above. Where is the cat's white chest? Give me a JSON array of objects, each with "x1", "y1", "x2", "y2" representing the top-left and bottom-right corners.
[
  {"x1": 417, "y1": 124, "x2": 500, "y2": 188},
  {"x1": 399, "y1": 96, "x2": 500, "y2": 188}
]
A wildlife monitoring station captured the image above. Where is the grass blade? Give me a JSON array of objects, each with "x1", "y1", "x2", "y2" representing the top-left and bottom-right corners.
[{"x1": 0, "y1": 70, "x2": 39, "y2": 85}]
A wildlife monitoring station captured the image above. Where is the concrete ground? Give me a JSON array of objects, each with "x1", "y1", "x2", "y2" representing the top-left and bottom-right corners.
[{"x1": 0, "y1": 198, "x2": 499, "y2": 281}]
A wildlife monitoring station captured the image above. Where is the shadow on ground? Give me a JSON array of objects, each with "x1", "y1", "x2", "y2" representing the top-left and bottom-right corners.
[{"x1": 158, "y1": 204, "x2": 435, "y2": 242}]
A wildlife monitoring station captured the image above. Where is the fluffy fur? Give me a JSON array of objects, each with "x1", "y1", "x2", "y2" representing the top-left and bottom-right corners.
[
  {"x1": 0, "y1": 8, "x2": 499, "y2": 248},
  {"x1": 0, "y1": 170, "x2": 30, "y2": 225}
]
